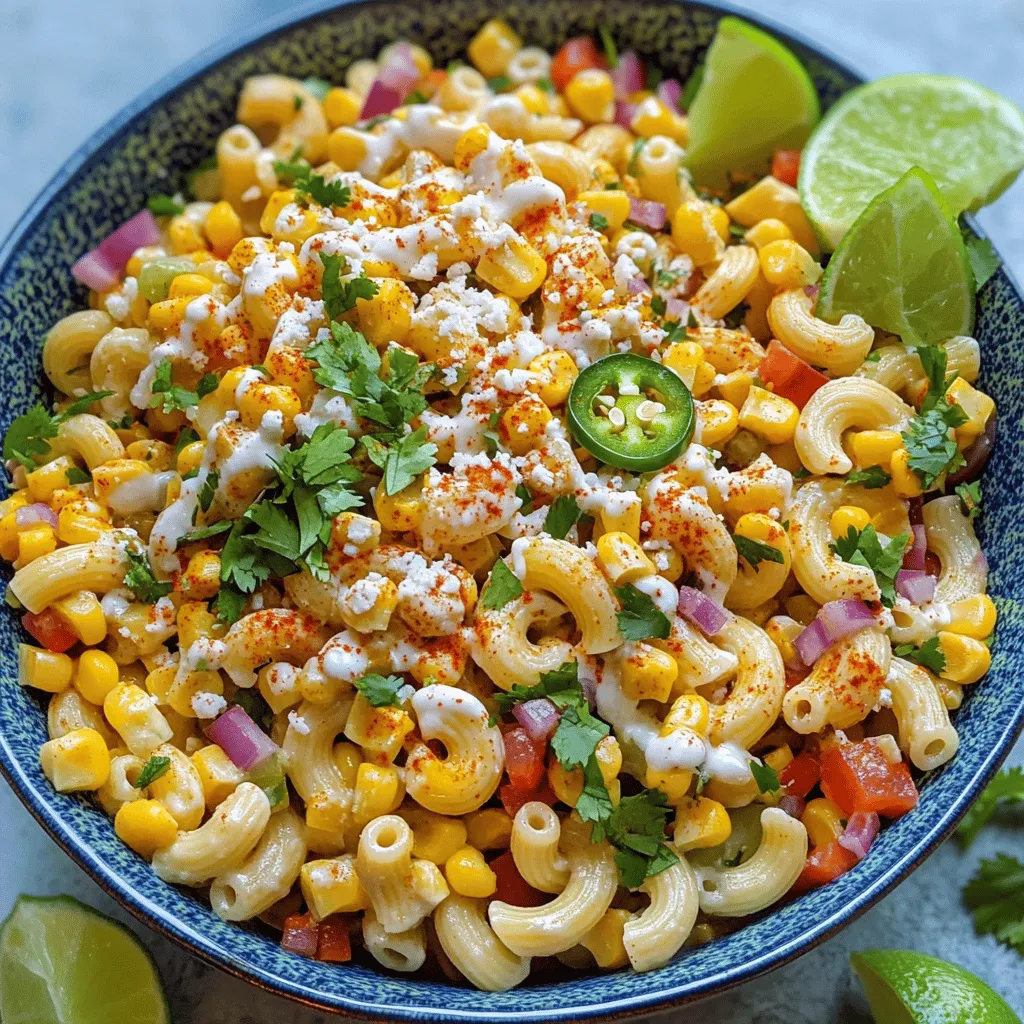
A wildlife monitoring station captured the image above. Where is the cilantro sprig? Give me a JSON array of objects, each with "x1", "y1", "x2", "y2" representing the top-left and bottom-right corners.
[
  {"x1": 4, "y1": 391, "x2": 114, "y2": 470},
  {"x1": 893, "y1": 636, "x2": 946, "y2": 675},
  {"x1": 134, "y1": 755, "x2": 171, "y2": 789},
  {"x1": 749, "y1": 760, "x2": 781, "y2": 795},
  {"x1": 543, "y1": 495, "x2": 583, "y2": 540},
  {"x1": 956, "y1": 480, "x2": 982, "y2": 521},
  {"x1": 354, "y1": 673, "x2": 406, "y2": 707},
  {"x1": 480, "y1": 560, "x2": 523, "y2": 611},
  {"x1": 615, "y1": 584, "x2": 671, "y2": 641},
  {"x1": 149, "y1": 358, "x2": 217, "y2": 414},
  {"x1": 272, "y1": 161, "x2": 351, "y2": 208},
  {"x1": 124, "y1": 548, "x2": 173, "y2": 604},
  {"x1": 318, "y1": 253, "x2": 379, "y2": 320},
  {"x1": 963, "y1": 853, "x2": 1024, "y2": 955},
  {"x1": 846, "y1": 466, "x2": 892, "y2": 489},
  {"x1": 830, "y1": 524, "x2": 909, "y2": 607},
  {"x1": 733, "y1": 535, "x2": 785, "y2": 570},
  {"x1": 958, "y1": 768, "x2": 1024, "y2": 849}
]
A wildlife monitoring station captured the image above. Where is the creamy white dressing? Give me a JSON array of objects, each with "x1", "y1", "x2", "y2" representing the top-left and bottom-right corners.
[{"x1": 107, "y1": 470, "x2": 177, "y2": 516}]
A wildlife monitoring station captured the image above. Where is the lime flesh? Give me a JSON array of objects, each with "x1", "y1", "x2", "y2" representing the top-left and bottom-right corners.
[
  {"x1": 852, "y1": 949, "x2": 1021, "y2": 1024},
  {"x1": 0, "y1": 895, "x2": 169, "y2": 1024},
  {"x1": 800, "y1": 74, "x2": 1024, "y2": 249},
  {"x1": 816, "y1": 165, "x2": 975, "y2": 345},
  {"x1": 686, "y1": 16, "x2": 820, "y2": 189}
]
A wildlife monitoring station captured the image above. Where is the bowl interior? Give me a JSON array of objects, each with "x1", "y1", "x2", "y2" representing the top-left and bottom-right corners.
[{"x1": 0, "y1": 0, "x2": 1022, "y2": 1019}]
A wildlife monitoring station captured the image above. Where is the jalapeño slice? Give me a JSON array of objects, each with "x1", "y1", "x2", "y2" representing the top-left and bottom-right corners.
[{"x1": 567, "y1": 353, "x2": 695, "y2": 471}]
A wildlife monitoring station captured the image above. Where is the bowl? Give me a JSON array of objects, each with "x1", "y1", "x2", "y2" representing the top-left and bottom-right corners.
[{"x1": 0, "y1": 0, "x2": 1022, "y2": 1019}]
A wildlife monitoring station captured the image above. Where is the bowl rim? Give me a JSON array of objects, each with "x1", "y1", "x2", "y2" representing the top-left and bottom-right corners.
[{"x1": 1, "y1": 0, "x2": 1022, "y2": 1020}]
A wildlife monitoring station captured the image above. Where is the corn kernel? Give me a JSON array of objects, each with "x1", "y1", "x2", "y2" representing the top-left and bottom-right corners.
[
  {"x1": 19, "y1": 645, "x2": 73, "y2": 693},
  {"x1": 182, "y1": 550, "x2": 221, "y2": 600},
  {"x1": 168, "y1": 273, "x2": 213, "y2": 300},
  {"x1": 744, "y1": 218, "x2": 794, "y2": 250},
  {"x1": 52, "y1": 590, "x2": 107, "y2": 645},
  {"x1": 15, "y1": 523, "x2": 56, "y2": 567},
  {"x1": 176, "y1": 601, "x2": 226, "y2": 650},
  {"x1": 92, "y1": 458, "x2": 151, "y2": 503},
  {"x1": 467, "y1": 19, "x2": 521, "y2": 79},
  {"x1": 351, "y1": 763, "x2": 404, "y2": 825},
  {"x1": 500, "y1": 393, "x2": 552, "y2": 455},
  {"x1": 724, "y1": 176, "x2": 819, "y2": 255},
  {"x1": 526, "y1": 350, "x2": 577, "y2": 408},
  {"x1": 74, "y1": 649, "x2": 120, "y2": 705},
  {"x1": 937, "y1": 631, "x2": 991, "y2": 685},
  {"x1": 945, "y1": 595, "x2": 997, "y2": 640},
  {"x1": 356, "y1": 277, "x2": 414, "y2": 347},
  {"x1": 464, "y1": 807, "x2": 513, "y2": 850},
  {"x1": 327, "y1": 127, "x2": 368, "y2": 171},
  {"x1": 373, "y1": 476, "x2": 424, "y2": 532},
  {"x1": 580, "y1": 909, "x2": 631, "y2": 969},
  {"x1": 663, "y1": 693, "x2": 710, "y2": 735},
  {"x1": 830, "y1": 505, "x2": 872, "y2": 541},
  {"x1": 596, "y1": 531, "x2": 655, "y2": 584},
  {"x1": 577, "y1": 189, "x2": 631, "y2": 233},
  {"x1": 203, "y1": 201, "x2": 243, "y2": 257},
  {"x1": 444, "y1": 846, "x2": 497, "y2": 898},
  {"x1": 565, "y1": 69, "x2": 615, "y2": 124},
  {"x1": 630, "y1": 95, "x2": 688, "y2": 145},
  {"x1": 238, "y1": 382, "x2": 302, "y2": 437},
  {"x1": 344, "y1": 693, "x2": 413, "y2": 764},
  {"x1": 454, "y1": 124, "x2": 493, "y2": 173},
  {"x1": 323, "y1": 87, "x2": 362, "y2": 128},
  {"x1": 696, "y1": 399, "x2": 740, "y2": 447},
  {"x1": 673, "y1": 797, "x2": 731, "y2": 851},
  {"x1": 889, "y1": 447, "x2": 923, "y2": 498},
  {"x1": 596, "y1": 501, "x2": 642, "y2": 542},
  {"x1": 548, "y1": 735, "x2": 622, "y2": 806},
  {"x1": 945, "y1": 377, "x2": 995, "y2": 446},
  {"x1": 786, "y1": 593, "x2": 820, "y2": 625},
  {"x1": 476, "y1": 238, "x2": 547, "y2": 299},
  {"x1": 801, "y1": 797, "x2": 846, "y2": 849},
  {"x1": 620, "y1": 643, "x2": 678, "y2": 702},
  {"x1": 114, "y1": 798, "x2": 178, "y2": 857},
  {"x1": 662, "y1": 341, "x2": 708, "y2": 392},
  {"x1": 758, "y1": 239, "x2": 822, "y2": 289},
  {"x1": 707, "y1": 204, "x2": 730, "y2": 243},
  {"x1": 738, "y1": 386, "x2": 799, "y2": 444},
  {"x1": 403, "y1": 806, "x2": 468, "y2": 863},
  {"x1": 671, "y1": 200, "x2": 725, "y2": 267},
  {"x1": 848, "y1": 429, "x2": 903, "y2": 469},
  {"x1": 301, "y1": 856, "x2": 369, "y2": 918},
  {"x1": 26, "y1": 456, "x2": 74, "y2": 503},
  {"x1": 40, "y1": 728, "x2": 110, "y2": 792}
]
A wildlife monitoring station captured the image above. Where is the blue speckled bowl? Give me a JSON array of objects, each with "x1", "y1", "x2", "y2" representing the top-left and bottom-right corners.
[{"x1": 0, "y1": 1, "x2": 1021, "y2": 1019}]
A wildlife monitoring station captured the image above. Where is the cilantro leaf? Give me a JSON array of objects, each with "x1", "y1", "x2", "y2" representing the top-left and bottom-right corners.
[
  {"x1": 210, "y1": 586, "x2": 247, "y2": 624},
  {"x1": 318, "y1": 252, "x2": 378, "y2": 320},
  {"x1": 543, "y1": 495, "x2": 583, "y2": 539},
  {"x1": 66, "y1": 466, "x2": 91, "y2": 485},
  {"x1": 902, "y1": 401, "x2": 968, "y2": 488},
  {"x1": 627, "y1": 137, "x2": 648, "y2": 177},
  {"x1": 963, "y1": 233, "x2": 1001, "y2": 291},
  {"x1": 481, "y1": 559, "x2": 523, "y2": 611},
  {"x1": 61, "y1": 390, "x2": 115, "y2": 418},
  {"x1": 598, "y1": 26, "x2": 618, "y2": 68},
  {"x1": 615, "y1": 584, "x2": 671, "y2": 641},
  {"x1": 963, "y1": 853, "x2": 1024, "y2": 955},
  {"x1": 354, "y1": 673, "x2": 406, "y2": 707},
  {"x1": 299, "y1": 426, "x2": 356, "y2": 483},
  {"x1": 915, "y1": 344, "x2": 950, "y2": 413},
  {"x1": 830, "y1": 524, "x2": 909, "y2": 607},
  {"x1": 124, "y1": 548, "x2": 172, "y2": 603},
  {"x1": 846, "y1": 466, "x2": 892, "y2": 489},
  {"x1": 958, "y1": 768, "x2": 1024, "y2": 848},
  {"x1": 134, "y1": 755, "x2": 171, "y2": 788},
  {"x1": 197, "y1": 470, "x2": 218, "y2": 514},
  {"x1": 3, "y1": 406, "x2": 59, "y2": 469},
  {"x1": 603, "y1": 789, "x2": 679, "y2": 886},
  {"x1": 175, "y1": 427, "x2": 200, "y2": 455},
  {"x1": 957, "y1": 480, "x2": 982, "y2": 521},
  {"x1": 515, "y1": 483, "x2": 534, "y2": 514},
  {"x1": 733, "y1": 535, "x2": 785, "y2": 570},
  {"x1": 273, "y1": 161, "x2": 351, "y2": 208},
  {"x1": 149, "y1": 358, "x2": 207, "y2": 414},
  {"x1": 491, "y1": 661, "x2": 584, "y2": 718},
  {"x1": 487, "y1": 75, "x2": 513, "y2": 93},
  {"x1": 749, "y1": 759, "x2": 781, "y2": 794},
  {"x1": 308, "y1": 317, "x2": 381, "y2": 388},
  {"x1": 894, "y1": 636, "x2": 946, "y2": 675},
  {"x1": 177, "y1": 520, "x2": 232, "y2": 545},
  {"x1": 247, "y1": 500, "x2": 301, "y2": 562},
  {"x1": 550, "y1": 703, "x2": 609, "y2": 769},
  {"x1": 364, "y1": 425, "x2": 437, "y2": 496},
  {"x1": 576, "y1": 753, "x2": 615, "y2": 827},
  {"x1": 589, "y1": 212, "x2": 609, "y2": 231},
  {"x1": 147, "y1": 195, "x2": 184, "y2": 217}
]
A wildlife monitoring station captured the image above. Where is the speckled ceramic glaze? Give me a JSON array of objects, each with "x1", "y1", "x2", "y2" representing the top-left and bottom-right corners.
[{"x1": 0, "y1": 0, "x2": 1020, "y2": 1019}]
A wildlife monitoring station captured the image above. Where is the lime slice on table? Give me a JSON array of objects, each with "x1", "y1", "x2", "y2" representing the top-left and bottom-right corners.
[
  {"x1": 0, "y1": 895, "x2": 169, "y2": 1024},
  {"x1": 800, "y1": 74, "x2": 1024, "y2": 249},
  {"x1": 852, "y1": 949, "x2": 1021, "y2": 1024},
  {"x1": 685, "y1": 16, "x2": 820, "y2": 189},
  {"x1": 817, "y1": 166, "x2": 975, "y2": 345}
]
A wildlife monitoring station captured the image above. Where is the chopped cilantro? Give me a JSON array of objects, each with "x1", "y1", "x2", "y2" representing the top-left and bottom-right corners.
[
  {"x1": 902, "y1": 401, "x2": 968, "y2": 488},
  {"x1": 830, "y1": 524, "x2": 909, "y2": 607},
  {"x1": 147, "y1": 195, "x2": 184, "y2": 217},
  {"x1": 846, "y1": 465, "x2": 892, "y2": 489},
  {"x1": 5, "y1": 391, "x2": 114, "y2": 470},
  {"x1": 301, "y1": 76, "x2": 331, "y2": 100},
  {"x1": 644, "y1": 65, "x2": 663, "y2": 91},
  {"x1": 487, "y1": 75, "x2": 513, "y2": 92},
  {"x1": 598, "y1": 26, "x2": 618, "y2": 68},
  {"x1": 733, "y1": 535, "x2": 785, "y2": 570},
  {"x1": 536, "y1": 78, "x2": 555, "y2": 93},
  {"x1": 405, "y1": 89, "x2": 430, "y2": 104},
  {"x1": 196, "y1": 471, "x2": 218, "y2": 515},
  {"x1": 589, "y1": 212, "x2": 609, "y2": 231},
  {"x1": 863, "y1": 349, "x2": 883, "y2": 363},
  {"x1": 149, "y1": 358, "x2": 215, "y2": 414},
  {"x1": 124, "y1": 548, "x2": 172, "y2": 603},
  {"x1": 318, "y1": 253, "x2": 379, "y2": 320},
  {"x1": 575, "y1": 753, "x2": 615, "y2": 825},
  {"x1": 177, "y1": 520, "x2": 232, "y2": 545},
  {"x1": 650, "y1": 294, "x2": 667, "y2": 317},
  {"x1": 894, "y1": 636, "x2": 946, "y2": 675},
  {"x1": 363, "y1": 425, "x2": 437, "y2": 496},
  {"x1": 65, "y1": 466, "x2": 91, "y2": 485},
  {"x1": 543, "y1": 495, "x2": 583, "y2": 540},
  {"x1": 728, "y1": 222, "x2": 747, "y2": 238},
  {"x1": 481, "y1": 559, "x2": 523, "y2": 611},
  {"x1": 627, "y1": 137, "x2": 649, "y2": 177},
  {"x1": 210, "y1": 586, "x2": 247, "y2": 624},
  {"x1": 963, "y1": 852, "x2": 1024, "y2": 956},
  {"x1": 354, "y1": 673, "x2": 406, "y2": 707},
  {"x1": 293, "y1": 94, "x2": 304, "y2": 111},
  {"x1": 593, "y1": 788, "x2": 679, "y2": 887},
  {"x1": 550, "y1": 703, "x2": 610, "y2": 768},
  {"x1": 515, "y1": 483, "x2": 534, "y2": 514},
  {"x1": 134, "y1": 755, "x2": 171, "y2": 788},
  {"x1": 272, "y1": 161, "x2": 351, "y2": 208},
  {"x1": 749, "y1": 759, "x2": 781, "y2": 794},
  {"x1": 963, "y1": 232, "x2": 1001, "y2": 291},
  {"x1": 615, "y1": 584, "x2": 671, "y2": 641},
  {"x1": 956, "y1": 480, "x2": 982, "y2": 521},
  {"x1": 175, "y1": 427, "x2": 200, "y2": 455},
  {"x1": 655, "y1": 268, "x2": 680, "y2": 288}
]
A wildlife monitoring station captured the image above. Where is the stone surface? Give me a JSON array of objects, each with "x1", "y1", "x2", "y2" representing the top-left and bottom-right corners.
[{"x1": 0, "y1": 0, "x2": 1022, "y2": 1019}]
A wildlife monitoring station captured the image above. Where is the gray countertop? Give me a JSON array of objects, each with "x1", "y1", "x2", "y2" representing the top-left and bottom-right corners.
[{"x1": 1, "y1": 0, "x2": 1022, "y2": 1019}]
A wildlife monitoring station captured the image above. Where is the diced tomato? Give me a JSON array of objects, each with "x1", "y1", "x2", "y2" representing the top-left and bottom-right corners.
[
  {"x1": 758, "y1": 340, "x2": 830, "y2": 409},
  {"x1": 819, "y1": 740, "x2": 919, "y2": 819},
  {"x1": 22, "y1": 608, "x2": 78, "y2": 653},
  {"x1": 780, "y1": 752, "x2": 820, "y2": 799},
  {"x1": 499, "y1": 780, "x2": 557, "y2": 819},
  {"x1": 425, "y1": 68, "x2": 448, "y2": 95},
  {"x1": 771, "y1": 149, "x2": 801, "y2": 187},
  {"x1": 503, "y1": 727, "x2": 546, "y2": 791},
  {"x1": 551, "y1": 37, "x2": 606, "y2": 91},
  {"x1": 924, "y1": 551, "x2": 942, "y2": 578},
  {"x1": 792, "y1": 840, "x2": 860, "y2": 892},
  {"x1": 280, "y1": 912, "x2": 319, "y2": 958},
  {"x1": 316, "y1": 918, "x2": 353, "y2": 963},
  {"x1": 490, "y1": 850, "x2": 548, "y2": 907}
]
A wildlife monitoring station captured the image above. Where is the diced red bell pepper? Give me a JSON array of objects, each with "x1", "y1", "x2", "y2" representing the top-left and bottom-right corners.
[
  {"x1": 793, "y1": 840, "x2": 860, "y2": 892},
  {"x1": 316, "y1": 918, "x2": 353, "y2": 963},
  {"x1": 22, "y1": 608, "x2": 78, "y2": 653},
  {"x1": 771, "y1": 149, "x2": 801, "y2": 187},
  {"x1": 780, "y1": 752, "x2": 820, "y2": 799},
  {"x1": 551, "y1": 37, "x2": 606, "y2": 91},
  {"x1": 820, "y1": 740, "x2": 919, "y2": 819},
  {"x1": 499, "y1": 780, "x2": 557, "y2": 819},
  {"x1": 503, "y1": 727, "x2": 546, "y2": 792},
  {"x1": 490, "y1": 850, "x2": 548, "y2": 907},
  {"x1": 758, "y1": 340, "x2": 830, "y2": 409},
  {"x1": 280, "y1": 912, "x2": 319, "y2": 958}
]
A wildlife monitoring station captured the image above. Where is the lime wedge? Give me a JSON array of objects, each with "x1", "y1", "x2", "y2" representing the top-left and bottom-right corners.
[
  {"x1": 817, "y1": 166, "x2": 975, "y2": 345},
  {"x1": 800, "y1": 74, "x2": 1024, "y2": 249},
  {"x1": 686, "y1": 16, "x2": 820, "y2": 189},
  {"x1": 0, "y1": 895, "x2": 169, "y2": 1024},
  {"x1": 852, "y1": 949, "x2": 1021, "y2": 1024}
]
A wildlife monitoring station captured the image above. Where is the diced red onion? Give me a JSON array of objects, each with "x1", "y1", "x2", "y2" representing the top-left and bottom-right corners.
[
  {"x1": 16, "y1": 503, "x2": 58, "y2": 529},
  {"x1": 72, "y1": 210, "x2": 161, "y2": 291},
  {"x1": 677, "y1": 585, "x2": 730, "y2": 636},
  {"x1": 804, "y1": 283, "x2": 820, "y2": 302},
  {"x1": 795, "y1": 599, "x2": 877, "y2": 666},
  {"x1": 512, "y1": 698, "x2": 560, "y2": 743},
  {"x1": 614, "y1": 100, "x2": 636, "y2": 131},
  {"x1": 971, "y1": 550, "x2": 989, "y2": 576},
  {"x1": 903, "y1": 524, "x2": 927, "y2": 570},
  {"x1": 377, "y1": 42, "x2": 421, "y2": 94},
  {"x1": 837, "y1": 811, "x2": 880, "y2": 861},
  {"x1": 281, "y1": 918, "x2": 319, "y2": 957},
  {"x1": 779, "y1": 794, "x2": 806, "y2": 819},
  {"x1": 896, "y1": 569, "x2": 937, "y2": 605},
  {"x1": 206, "y1": 704, "x2": 279, "y2": 771},
  {"x1": 793, "y1": 617, "x2": 830, "y2": 666},
  {"x1": 657, "y1": 78, "x2": 683, "y2": 110},
  {"x1": 627, "y1": 197, "x2": 667, "y2": 231},
  {"x1": 71, "y1": 250, "x2": 120, "y2": 292},
  {"x1": 626, "y1": 275, "x2": 652, "y2": 296},
  {"x1": 360, "y1": 78, "x2": 403, "y2": 120},
  {"x1": 665, "y1": 297, "x2": 688, "y2": 319},
  {"x1": 610, "y1": 50, "x2": 644, "y2": 99}
]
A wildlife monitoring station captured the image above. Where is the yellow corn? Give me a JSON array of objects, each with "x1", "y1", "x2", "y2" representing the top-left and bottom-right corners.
[
  {"x1": 945, "y1": 377, "x2": 995, "y2": 446},
  {"x1": 323, "y1": 87, "x2": 362, "y2": 128},
  {"x1": 848, "y1": 429, "x2": 903, "y2": 469},
  {"x1": 663, "y1": 342, "x2": 715, "y2": 395},
  {"x1": 696, "y1": 399, "x2": 740, "y2": 447},
  {"x1": 945, "y1": 595, "x2": 997, "y2": 640},
  {"x1": 548, "y1": 735, "x2": 622, "y2": 806},
  {"x1": 74, "y1": 649, "x2": 120, "y2": 705},
  {"x1": 356, "y1": 278, "x2": 415, "y2": 347},
  {"x1": 889, "y1": 447, "x2": 923, "y2": 498},
  {"x1": 577, "y1": 189, "x2": 631, "y2": 233},
  {"x1": 55, "y1": 506, "x2": 110, "y2": 546},
  {"x1": 351, "y1": 763, "x2": 404, "y2": 825},
  {"x1": 630, "y1": 96, "x2": 688, "y2": 145},
  {"x1": 26, "y1": 456, "x2": 74, "y2": 503},
  {"x1": 565, "y1": 69, "x2": 615, "y2": 124},
  {"x1": 501, "y1": 394, "x2": 552, "y2": 455},
  {"x1": 785, "y1": 593, "x2": 820, "y2": 625},
  {"x1": 177, "y1": 601, "x2": 226, "y2": 650},
  {"x1": 182, "y1": 551, "x2": 221, "y2": 600},
  {"x1": 464, "y1": 807, "x2": 513, "y2": 851},
  {"x1": 238, "y1": 382, "x2": 302, "y2": 437},
  {"x1": 476, "y1": 238, "x2": 547, "y2": 299},
  {"x1": 620, "y1": 643, "x2": 678, "y2": 702},
  {"x1": 327, "y1": 127, "x2": 368, "y2": 171},
  {"x1": 403, "y1": 806, "x2": 469, "y2": 864},
  {"x1": 168, "y1": 273, "x2": 213, "y2": 300},
  {"x1": 301, "y1": 856, "x2": 369, "y2": 918},
  {"x1": 444, "y1": 846, "x2": 498, "y2": 898},
  {"x1": 91, "y1": 459, "x2": 150, "y2": 503},
  {"x1": 937, "y1": 632, "x2": 991, "y2": 685},
  {"x1": 673, "y1": 797, "x2": 731, "y2": 851},
  {"x1": 454, "y1": 124, "x2": 493, "y2": 173},
  {"x1": 580, "y1": 909, "x2": 631, "y2": 969},
  {"x1": 15, "y1": 524, "x2": 56, "y2": 567},
  {"x1": 339, "y1": 574, "x2": 399, "y2": 633},
  {"x1": 50, "y1": 590, "x2": 105, "y2": 645},
  {"x1": 830, "y1": 505, "x2": 872, "y2": 541},
  {"x1": 724, "y1": 176, "x2": 819, "y2": 255},
  {"x1": 671, "y1": 200, "x2": 725, "y2": 266},
  {"x1": 344, "y1": 693, "x2": 413, "y2": 764},
  {"x1": 40, "y1": 728, "x2": 110, "y2": 792},
  {"x1": 467, "y1": 19, "x2": 521, "y2": 78},
  {"x1": 18, "y1": 645, "x2": 73, "y2": 693},
  {"x1": 738, "y1": 386, "x2": 799, "y2": 444},
  {"x1": 801, "y1": 797, "x2": 846, "y2": 848},
  {"x1": 203, "y1": 201, "x2": 243, "y2": 257},
  {"x1": 744, "y1": 218, "x2": 794, "y2": 249},
  {"x1": 595, "y1": 531, "x2": 655, "y2": 584},
  {"x1": 114, "y1": 799, "x2": 179, "y2": 857},
  {"x1": 373, "y1": 477, "x2": 424, "y2": 532},
  {"x1": 758, "y1": 239, "x2": 822, "y2": 290},
  {"x1": 663, "y1": 693, "x2": 710, "y2": 735},
  {"x1": 167, "y1": 214, "x2": 204, "y2": 254}
]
